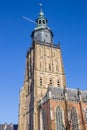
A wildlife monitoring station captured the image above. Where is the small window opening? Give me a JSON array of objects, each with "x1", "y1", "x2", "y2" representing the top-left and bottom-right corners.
[
  {"x1": 57, "y1": 80, "x2": 60, "y2": 87},
  {"x1": 40, "y1": 77, "x2": 42, "y2": 86},
  {"x1": 39, "y1": 20, "x2": 41, "y2": 24},
  {"x1": 43, "y1": 20, "x2": 45, "y2": 24},
  {"x1": 50, "y1": 78, "x2": 52, "y2": 86}
]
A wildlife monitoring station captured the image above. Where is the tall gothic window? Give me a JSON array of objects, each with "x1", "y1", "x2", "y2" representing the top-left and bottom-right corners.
[
  {"x1": 71, "y1": 107, "x2": 79, "y2": 130},
  {"x1": 56, "y1": 106, "x2": 64, "y2": 130},
  {"x1": 85, "y1": 108, "x2": 87, "y2": 121}
]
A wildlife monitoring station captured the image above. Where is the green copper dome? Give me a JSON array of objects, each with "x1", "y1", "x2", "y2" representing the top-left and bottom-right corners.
[{"x1": 39, "y1": 9, "x2": 44, "y2": 17}]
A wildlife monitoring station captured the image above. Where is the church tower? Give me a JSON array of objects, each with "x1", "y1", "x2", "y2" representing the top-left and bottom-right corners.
[{"x1": 18, "y1": 7, "x2": 66, "y2": 130}]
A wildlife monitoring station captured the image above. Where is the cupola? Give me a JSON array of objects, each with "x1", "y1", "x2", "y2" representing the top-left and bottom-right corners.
[{"x1": 31, "y1": 5, "x2": 53, "y2": 44}]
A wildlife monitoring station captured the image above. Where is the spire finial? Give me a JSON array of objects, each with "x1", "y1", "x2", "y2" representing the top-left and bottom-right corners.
[
  {"x1": 39, "y1": 2, "x2": 44, "y2": 16},
  {"x1": 40, "y1": 3, "x2": 43, "y2": 12}
]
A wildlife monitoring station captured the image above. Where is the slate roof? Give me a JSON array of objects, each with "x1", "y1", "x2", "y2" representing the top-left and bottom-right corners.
[
  {"x1": 0, "y1": 124, "x2": 18, "y2": 130},
  {"x1": 49, "y1": 86, "x2": 87, "y2": 102},
  {"x1": 49, "y1": 87, "x2": 64, "y2": 100},
  {"x1": 81, "y1": 91, "x2": 87, "y2": 102},
  {"x1": 67, "y1": 88, "x2": 79, "y2": 102},
  {"x1": 0, "y1": 124, "x2": 4, "y2": 130}
]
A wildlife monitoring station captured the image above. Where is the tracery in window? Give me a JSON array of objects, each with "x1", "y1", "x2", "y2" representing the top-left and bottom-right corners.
[
  {"x1": 56, "y1": 106, "x2": 64, "y2": 130},
  {"x1": 71, "y1": 107, "x2": 79, "y2": 130}
]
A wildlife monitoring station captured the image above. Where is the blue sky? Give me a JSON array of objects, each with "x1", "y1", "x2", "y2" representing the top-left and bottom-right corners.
[{"x1": 0, "y1": 0, "x2": 87, "y2": 124}]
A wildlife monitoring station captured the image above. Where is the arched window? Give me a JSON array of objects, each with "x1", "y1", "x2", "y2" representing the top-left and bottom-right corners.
[
  {"x1": 85, "y1": 108, "x2": 87, "y2": 121},
  {"x1": 56, "y1": 106, "x2": 64, "y2": 130},
  {"x1": 71, "y1": 107, "x2": 79, "y2": 130},
  {"x1": 43, "y1": 20, "x2": 45, "y2": 24},
  {"x1": 39, "y1": 20, "x2": 41, "y2": 24}
]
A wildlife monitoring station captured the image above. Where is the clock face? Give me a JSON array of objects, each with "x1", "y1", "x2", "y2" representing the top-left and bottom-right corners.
[{"x1": 34, "y1": 29, "x2": 52, "y2": 43}]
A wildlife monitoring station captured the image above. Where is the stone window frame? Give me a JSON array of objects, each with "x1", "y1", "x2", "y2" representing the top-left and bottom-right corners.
[
  {"x1": 85, "y1": 108, "x2": 87, "y2": 122},
  {"x1": 56, "y1": 106, "x2": 65, "y2": 130},
  {"x1": 71, "y1": 107, "x2": 79, "y2": 130}
]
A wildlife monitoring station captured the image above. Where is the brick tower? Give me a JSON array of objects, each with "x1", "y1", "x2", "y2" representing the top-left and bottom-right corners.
[{"x1": 18, "y1": 7, "x2": 66, "y2": 130}]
